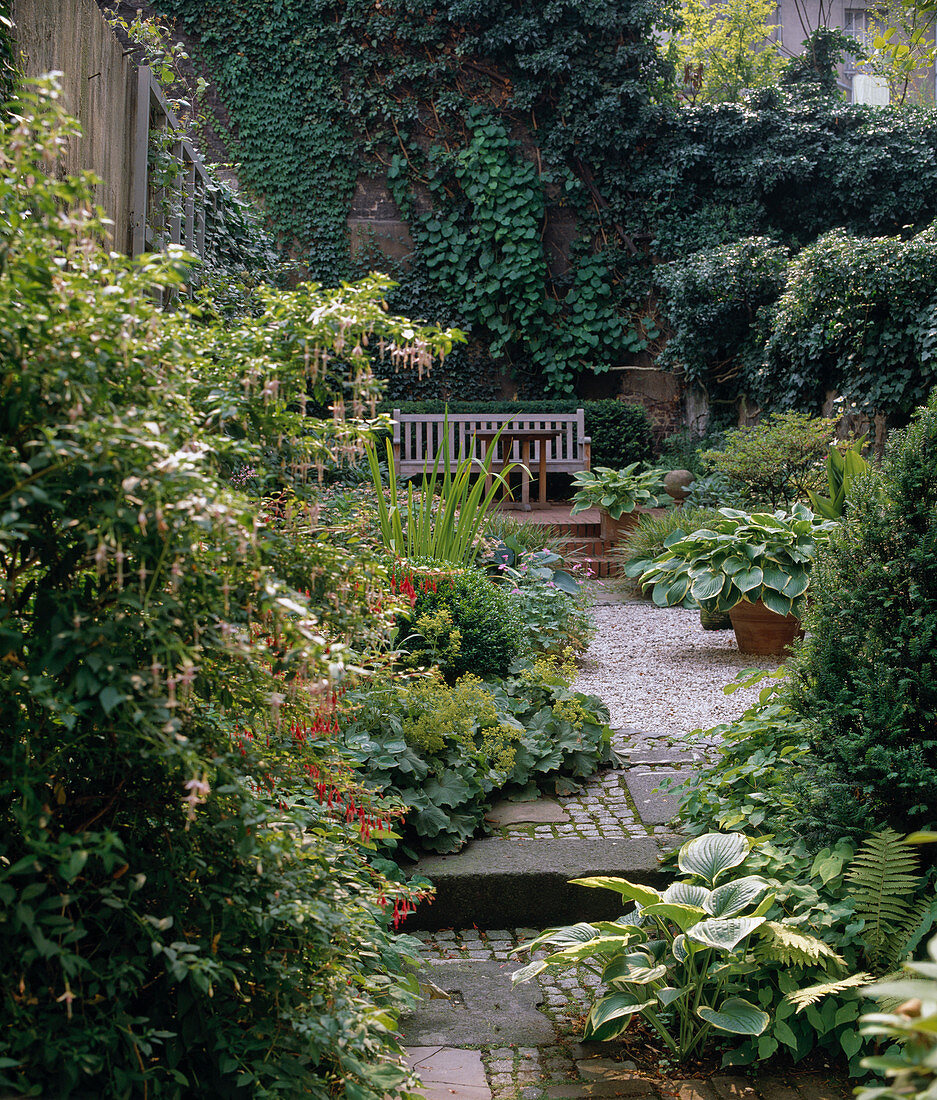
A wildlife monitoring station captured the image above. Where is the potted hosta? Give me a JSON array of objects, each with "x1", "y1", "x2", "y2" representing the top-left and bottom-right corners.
[
  {"x1": 570, "y1": 464, "x2": 673, "y2": 543},
  {"x1": 627, "y1": 504, "x2": 839, "y2": 655}
]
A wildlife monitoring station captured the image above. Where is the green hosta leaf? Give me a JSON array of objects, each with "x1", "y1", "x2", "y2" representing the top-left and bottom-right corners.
[
  {"x1": 603, "y1": 955, "x2": 668, "y2": 985},
  {"x1": 697, "y1": 997, "x2": 769, "y2": 1036},
  {"x1": 584, "y1": 992, "x2": 653, "y2": 1039},
  {"x1": 761, "y1": 589, "x2": 795, "y2": 617},
  {"x1": 523, "y1": 922, "x2": 599, "y2": 953},
  {"x1": 735, "y1": 566, "x2": 764, "y2": 593},
  {"x1": 760, "y1": 563, "x2": 790, "y2": 592},
  {"x1": 781, "y1": 570, "x2": 809, "y2": 598},
  {"x1": 705, "y1": 877, "x2": 767, "y2": 918},
  {"x1": 658, "y1": 986, "x2": 689, "y2": 1006},
  {"x1": 569, "y1": 877, "x2": 662, "y2": 906},
  {"x1": 678, "y1": 833, "x2": 751, "y2": 885},
  {"x1": 686, "y1": 916, "x2": 765, "y2": 951},
  {"x1": 662, "y1": 882, "x2": 712, "y2": 909},
  {"x1": 640, "y1": 902, "x2": 707, "y2": 932},
  {"x1": 690, "y1": 573, "x2": 723, "y2": 601},
  {"x1": 546, "y1": 934, "x2": 635, "y2": 962}
]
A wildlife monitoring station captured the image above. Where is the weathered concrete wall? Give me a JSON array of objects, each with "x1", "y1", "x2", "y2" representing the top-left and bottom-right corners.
[{"x1": 13, "y1": 0, "x2": 139, "y2": 253}]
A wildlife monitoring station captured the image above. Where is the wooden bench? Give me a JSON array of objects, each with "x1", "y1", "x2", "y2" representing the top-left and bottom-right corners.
[{"x1": 392, "y1": 409, "x2": 591, "y2": 508}]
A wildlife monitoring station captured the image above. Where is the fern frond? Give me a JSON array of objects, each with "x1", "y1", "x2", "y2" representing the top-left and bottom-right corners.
[
  {"x1": 755, "y1": 920, "x2": 845, "y2": 968},
  {"x1": 846, "y1": 828, "x2": 922, "y2": 969},
  {"x1": 786, "y1": 972, "x2": 875, "y2": 1012}
]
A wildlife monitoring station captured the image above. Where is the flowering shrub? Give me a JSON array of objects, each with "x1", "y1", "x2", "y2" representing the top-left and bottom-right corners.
[{"x1": 0, "y1": 83, "x2": 460, "y2": 1098}]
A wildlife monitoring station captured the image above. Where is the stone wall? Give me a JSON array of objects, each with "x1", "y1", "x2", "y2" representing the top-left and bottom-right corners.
[{"x1": 13, "y1": 0, "x2": 139, "y2": 254}]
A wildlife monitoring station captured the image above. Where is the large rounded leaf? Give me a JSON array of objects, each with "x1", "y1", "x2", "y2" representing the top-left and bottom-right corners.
[
  {"x1": 663, "y1": 882, "x2": 712, "y2": 910},
  {"x1": 686, "y1": 916, "x2": 765, "y2": 951},
  {"x1": 761, "y1": 588, "x2": 795, "y2": 617},
  {"x1": 584, "y1": 992, "x2": 653, "y2": 1040},
  {"x1": 735, "y1": 566, "x2": 764, "y2": 593},
  {"x1": 690, "y1": 573, "x2": 723, "y2": 601},
  {"x1": 705, "y1": 877, "x2": 767, "y2": 918},
  {"x1": 678, "y1": 833, "x2": 751, "y2": 886},
  {"x1": 697, "y1": 997, "x2": 769, "y2": 1036}
]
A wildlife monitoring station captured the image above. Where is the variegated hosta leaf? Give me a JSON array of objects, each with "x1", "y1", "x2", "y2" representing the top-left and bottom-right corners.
[
  {"x1": 697, "y1": 997, "x2": 769, "y2": 1036},
  {"x1": 602, "y1": 955, "x2": 668, "y2": 986},
  {"x1": 678, "y1": 832, "x2": 751, "y2": 886},
  {"x1": 663, "y1": 882, "x2": 712, "y2": 910},
  {"x1": 569, "y1": 876, "x2": 662, "y2": 907},
  {"x1": 705, "y1": 876, "x2": 768, "y2": 918},
  {"x1": 525, "y1": 922, "x2": 599, "y2": 952},
  {"x1": 511, "y1": 958, "x2": 548, "y2": 984},
  {"x1": 546, "y1": 934, "x2": 636, "y2": 963},
  {"x1": 584, "y1": 992, "x2": 654, "y2": 1040},
  {"x1": 686, "y1": 916, "x2": 765, "y2": 951},
  {"x1": 658, "y1": 986, "x2": 689, "y2": 1006},
  {"x1": 786, "y1": 972, "x2": 875, "y2": 1011}
]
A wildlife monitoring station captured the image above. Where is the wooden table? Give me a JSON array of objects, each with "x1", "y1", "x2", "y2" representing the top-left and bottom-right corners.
[{"x1": 474, "y1": 428, "x2": 562, "y2": 510}]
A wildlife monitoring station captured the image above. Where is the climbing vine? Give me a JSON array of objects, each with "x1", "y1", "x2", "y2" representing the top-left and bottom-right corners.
[{"x1": 155, "y1": 0, "x2": 937, "y2": 401}]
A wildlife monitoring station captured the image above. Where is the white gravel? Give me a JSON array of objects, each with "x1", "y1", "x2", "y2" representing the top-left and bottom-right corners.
[{"x1": 573, "y1": 594, "x2": 778, "y2": 738}]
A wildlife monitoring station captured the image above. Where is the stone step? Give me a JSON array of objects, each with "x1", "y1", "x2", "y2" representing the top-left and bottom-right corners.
[{"x1": 404, "y1": 836, "x2": 674, "y2": 931}]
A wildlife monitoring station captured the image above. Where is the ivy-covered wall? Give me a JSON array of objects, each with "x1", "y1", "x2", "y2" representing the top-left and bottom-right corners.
[{"x1": 153, "y1": 0, "x2": 937, "y2": 416}]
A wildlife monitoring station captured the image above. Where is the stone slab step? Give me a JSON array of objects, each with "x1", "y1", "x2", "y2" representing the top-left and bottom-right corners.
[{"x1": 404, "y1": 836, "x2": 675, "y2": 931}]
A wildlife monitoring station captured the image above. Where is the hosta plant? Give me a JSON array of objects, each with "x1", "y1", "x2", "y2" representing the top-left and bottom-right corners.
[
  {"x1": 627, "y1": 504, "x2": 839, "y2": 617},
  {"x1": 512, "y1": 832, "x2": 836, "y2": 1061},
  {"x1": 570, "y1": 463, "x2": 672, "y2": 519}
]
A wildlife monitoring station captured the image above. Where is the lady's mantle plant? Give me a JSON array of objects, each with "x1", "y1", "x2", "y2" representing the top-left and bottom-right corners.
[
  {"x1": 628, "y1": 505, "x2": 839, "y2": 617},
  {"x1": 0, "y1": 82, "x2": 460, "y2": 1099}
]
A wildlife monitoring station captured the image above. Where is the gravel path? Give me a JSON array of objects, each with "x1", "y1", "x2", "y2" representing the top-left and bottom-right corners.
[{"x1": 573, "y1": 592, "x2": 776, "y2": 741}]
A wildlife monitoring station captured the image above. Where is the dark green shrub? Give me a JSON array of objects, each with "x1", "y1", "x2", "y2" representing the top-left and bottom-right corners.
[
  {"x1": 396, "y1": 564, "x2": 523, "y2": 680},
  {"x1": 792, "y1": 393, "x2": 937, "y2": 836},
  {"x1": 582, "y1": 400, "x2": 654, "y2": 468}
]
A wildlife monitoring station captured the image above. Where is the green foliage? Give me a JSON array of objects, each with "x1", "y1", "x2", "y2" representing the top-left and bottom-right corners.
[
  {"x1": 396, "y1": 564, "x2": 523, "y2": 680},
  {"x1": 612, "y1": 505, "x2": 724, "y2": 595},
  {"x1": 672, "y1": 0, "x2": 786, "y2": 103},
  {"x1": 657, "y1": 238, "x2": 789, "y2": 396},
  {"x1": 846, "y1": 830, "x2": 927, "y2": 971},
  {"x1": 342, "y1": 660, "x2": 615, "y2": 852},
  {"x1": 792, "y1": 392, "x2": 937, "y2": 836},
  {"x1": 630, "y1": 504, "x2": 839, "y2": 616},
  {"x1": 570, "y1": 464, "x2": 672, "y2": 518},
  {"x1": 678, "y1": 670, "x2": 811, "y2": 836},
  {"x1": 807, "y1": 437, "x2": 872, "y2": 519},
  {"x1": 858, "y1": 931, "x2": 937, "y2": 1100},
  {"x1": 583, "y1": 400, "x2": 656, "y2": 468},
  {"x1": 513, "y1": 832, "x2": 847, "y2": 1061},
  {"x1": 700, "y1": 412, "x2": 839, "y2": 508},
  {"x1": 365, "y1": 424, "x2": 499, "y2": 567},
  {"x1": 0, "y1": 84, "x2": 463, "y2": 1098},
  {"x1": 760, "y1": 227, "x2": 937, "y2": 420}
]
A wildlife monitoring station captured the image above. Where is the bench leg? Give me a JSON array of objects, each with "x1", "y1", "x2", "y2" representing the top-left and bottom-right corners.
[
  {"x1": 538, "y1": 445, "x2": 548, "y2": 505},
  {"x1": 521, "y1": 441, "x2": 531, "y2": 511}
]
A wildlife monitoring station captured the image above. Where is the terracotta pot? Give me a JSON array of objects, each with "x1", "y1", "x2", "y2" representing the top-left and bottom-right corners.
[
  {"x1": 599, "y1": 507, "x2": 643, "y2": 545},
  {"x1": 728, "y1": 598, "x2": 804, "y2": 656}
]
